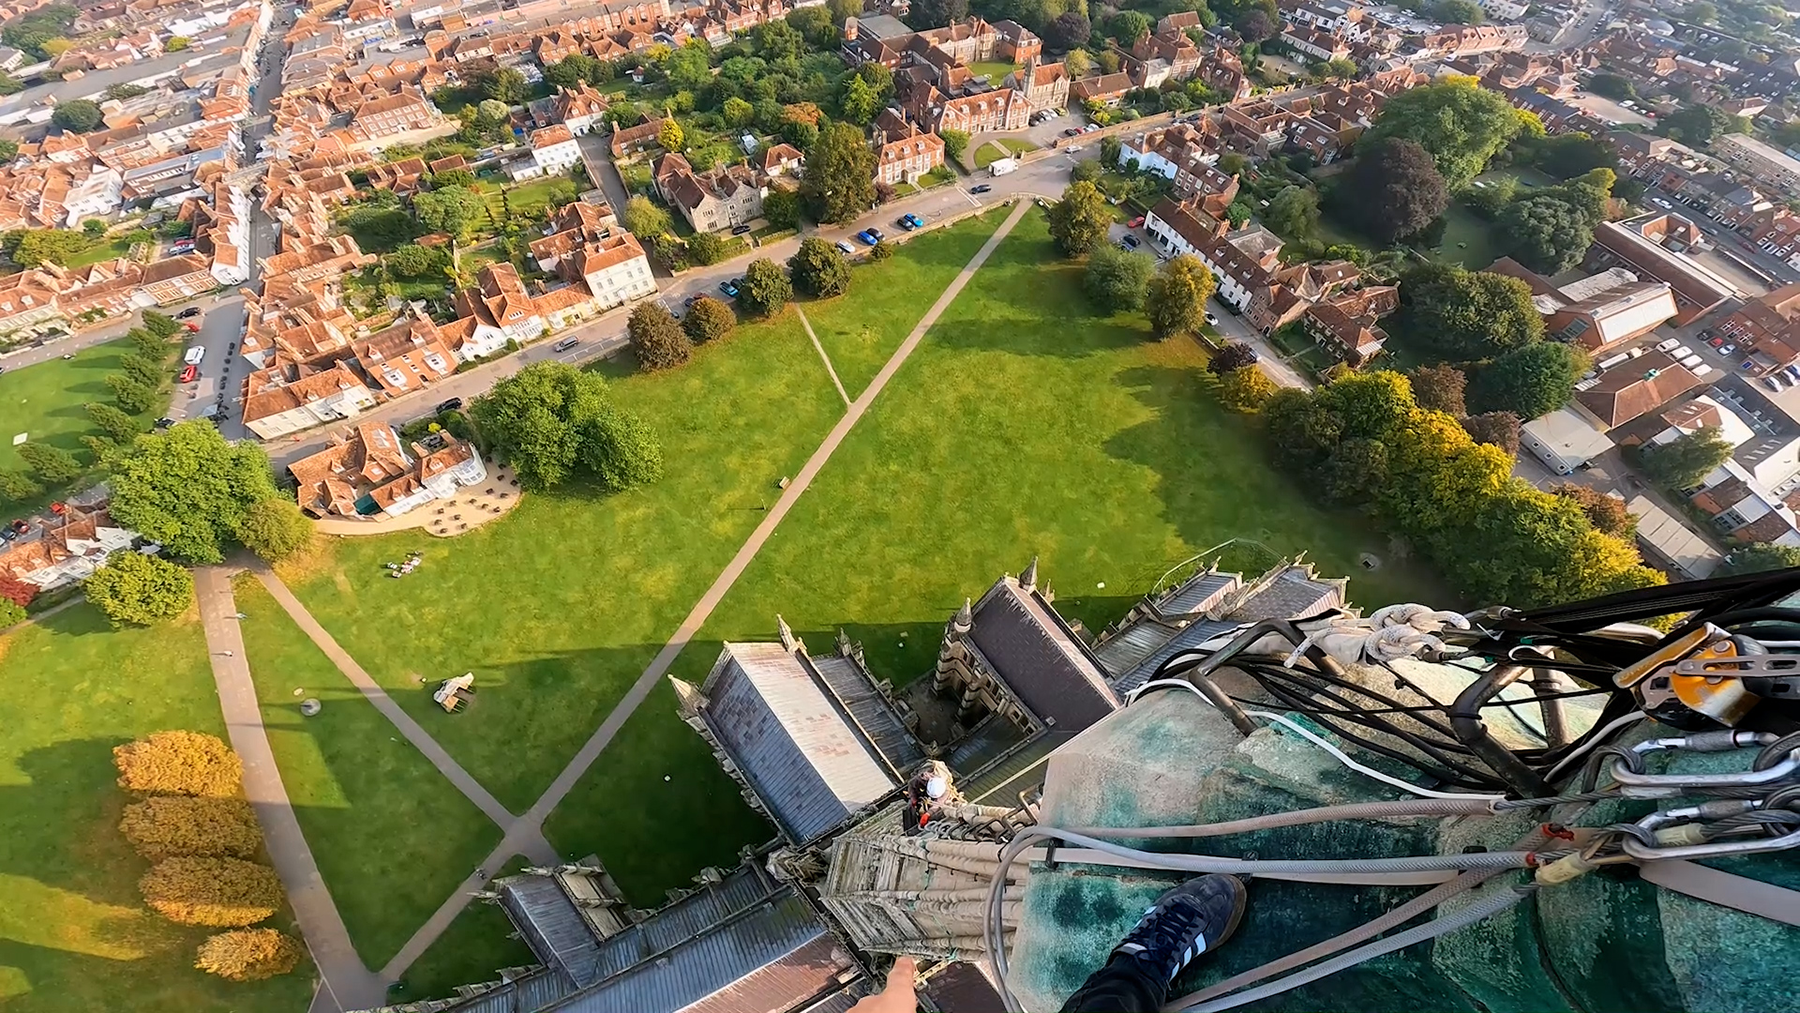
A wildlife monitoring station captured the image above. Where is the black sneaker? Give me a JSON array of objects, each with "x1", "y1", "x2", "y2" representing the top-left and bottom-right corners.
[{"x1": 1112, "y1": 874, "x2": 1248, "y2": 987}]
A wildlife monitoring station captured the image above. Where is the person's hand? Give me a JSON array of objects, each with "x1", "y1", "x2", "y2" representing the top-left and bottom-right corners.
[{"x1": 850, "y1": 956, "x2": 918, "y2": 1013}]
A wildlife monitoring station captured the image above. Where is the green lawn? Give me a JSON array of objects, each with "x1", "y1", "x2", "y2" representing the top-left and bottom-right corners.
[
  {"x1": 0, "y1": 603, "x2": 314, "y2": 1013},
  {"x1": 282, "y1": 310, "x2": 847, "y2": 813},
  {"x1": 480, "y1": 175, "x2": 575, "y2": 221},
  {"x1": 0, "y1": 335, "x2": 177, "y2": 508},
  {"x1": 974, "y1": 138, "x2": 1035, "y2": 169},
  {"x1": 802, "y1": 212, "x2": 1003, "y2": 397},
  {"x1": 545, "y1": 210, "x2": 1450, "y2": 903},
  {"x1": 1427, "y1": 201, "x2": 1504, "y2": 271},
  {"x1": 64, "y1": 235, "x2": 141, "y2": 269},
  {"x1": 391, "y1": 858, "x2": 535, "y2": 1002},
  {"x1": 233, "y1": 578, "x2": 503, "y2": 970},
  {"x1": 968, "y1": 60, "x2": 1019, "y2": 82}
]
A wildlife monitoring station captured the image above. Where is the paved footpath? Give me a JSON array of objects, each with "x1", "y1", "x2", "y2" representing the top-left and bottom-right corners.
[
  {"x1": 194, "y1": 567, "x2": 388, "y2": 1013},
  {"x1": 374, "y1": 199, "x2": 1037, "y2": 980},
  {"x1": 794, "y1": 305, "x2": 851, "y2": 406}
]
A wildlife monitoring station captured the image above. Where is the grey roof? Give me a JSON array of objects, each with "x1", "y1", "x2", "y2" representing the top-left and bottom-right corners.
[
  {"x1": 1093, "y1": 570, "x2": 1240, "y2": 679},
  {"x1": 1110, "y1": 619, "x2": 1242, "y2": 694},
  {"x1": 499, "y1": 876, "x2": 605, "y2": 988},
  {"x1": 702, "y1": 643, "x2": 904, "y2": 843},
  {"x1": 807, "y1": 653, "x2": 924, "y2": 772},
  {"x1": 439, "y1": 967, "x2": 580, "y2": 1013},
  {"x1": 945, "y1": 712, "x2": 1029, "y2": 775},
  {"x1": 541, "y1": 888, "x2": 858, "y2": 1013},
  {"x1": 1159, "y1": 570, "x2": 1242, "y2": 616},
  {"x1": 1229, "y1": 567, "x2": 1344, "y2": 623},
  {"x1": 967, "y1": 580, "x2": 1119, "y2": 731},
  {"x1": 962, "y1": 729, "x2": 1073, "y2": 806}
]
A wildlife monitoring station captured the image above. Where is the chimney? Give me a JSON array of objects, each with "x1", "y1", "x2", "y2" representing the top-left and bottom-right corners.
[{"x1": 843, "y1": 15, "x2": 858, "y2": 41}]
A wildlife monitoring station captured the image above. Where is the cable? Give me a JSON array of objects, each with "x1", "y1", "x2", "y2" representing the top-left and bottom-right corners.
[
  {"x1": 1128, "y1": 680, "x2": 1506, "y2": 801},
  {"x1": 1541, "y1": 711, "x2": 1647, "y2": 785}
]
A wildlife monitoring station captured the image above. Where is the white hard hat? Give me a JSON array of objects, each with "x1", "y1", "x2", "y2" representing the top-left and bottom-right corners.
[{"x1": 925, "y1": 776, "x2": 947, "y2": 799}]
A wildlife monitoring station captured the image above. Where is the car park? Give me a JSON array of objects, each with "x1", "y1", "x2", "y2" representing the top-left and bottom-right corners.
[{"x1": 836, "y1": 239, "x2": 856, "y2": 254}]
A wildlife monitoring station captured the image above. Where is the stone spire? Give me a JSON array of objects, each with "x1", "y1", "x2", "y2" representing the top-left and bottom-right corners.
[
  {"x1": 777, "y1": 614, "x2": 797, "y2": 651},
  {"x1": 669, "y1": 676, "x2": 707, "y2": 722},
  {"x1": 953, "y1": 597, "x2": 973, "y2": 634},
  {"x1": 1019, "y1": 555, "x2": 1039, "y2": 592}
]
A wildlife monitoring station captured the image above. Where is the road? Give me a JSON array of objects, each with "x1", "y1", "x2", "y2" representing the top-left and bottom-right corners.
[{"x1": 1643, "y1": 185, "x2": 1800, "y2": 288}]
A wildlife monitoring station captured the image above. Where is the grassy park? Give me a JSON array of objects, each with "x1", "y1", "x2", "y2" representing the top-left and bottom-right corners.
[
  {"x1": 0, "y1": 339, "x2": 147, "y2": 472},
  {"x1": 0, "y1": 603, "x2": 314, "y2": 1013}
]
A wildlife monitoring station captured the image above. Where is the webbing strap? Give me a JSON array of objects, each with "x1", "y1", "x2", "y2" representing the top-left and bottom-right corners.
[{"x1": 1640, "y1": 859, "x2": 1800, "y2": 927}]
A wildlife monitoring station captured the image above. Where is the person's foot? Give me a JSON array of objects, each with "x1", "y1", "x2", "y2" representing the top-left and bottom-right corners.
[{"x1": 1112, "y1": 874, "x2": 1248, "y2": 986}]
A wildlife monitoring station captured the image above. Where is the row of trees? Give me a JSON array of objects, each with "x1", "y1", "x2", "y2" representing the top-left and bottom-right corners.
[
  {"x1": 112, "y1": 731, "x2": 302, "y2": 982},
  {"x1": 1047, "y1": 181, "x2": 1220, "y2": 341}
]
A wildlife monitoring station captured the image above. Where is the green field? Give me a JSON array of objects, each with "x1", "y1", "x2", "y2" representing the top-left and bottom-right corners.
[
  {"x1": 968, "y1": 60, "x2": 1020, "y2": 83},
  {"x1": 0, "y1": 603, "x2": 315, "y2": 1013},
  {"x1": 391, "y1": 858, "x2": 535, "y2": 1003},
  {"x1": 233, "y1": 578, "x2": 503, "y2": 970}
]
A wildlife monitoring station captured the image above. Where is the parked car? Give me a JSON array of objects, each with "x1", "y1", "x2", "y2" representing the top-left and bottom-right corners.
[
  {"x1": 436, "y1": 397, "x2": 463, "y2": 412},
  {"x1": 719, "y1": 279, "x2": 740, "y2": 297},
  {"x1": 1063, "y1": 127, "x2": 1082, "y2": 137},
  {"x1": 176, "y1": 307, "x2": 201, "y2": 319},
  {"x1": 154, "y1": 416, "x2": 174, "y2": 428},
  {"x1": 1722, "y1": 343, "x2": 1737, "y2": 355},
  {"x1": 1204, "y1": 312, "x2": 1219, "y2": 326},
  {"x1": 552, "y1": 337, "x2": 580, "y2": 353},
  {"x1": 1709, "y1": 336, "x2": 1726, "y2": 347},
  {"x1": 1680, "y1": 353, "x2": 1704, "y2": 369},
  {"x1": 1083, "y1": 124, "x2": 1099, "y2": 132},
  {"x1": 899, "y1": 213, "x2": 924, "y2": 229},
  {"x1": 1655, "y1": 337, "x2": 1681, "y2": 353},
  {"x1": 898, "y1": 215, "x2": 917, "y2": 231},
  {"x1": 1, "y1": 528, "x2": 15, "y2": 542},
  {"x1": 1121, "y1": 234, "x2": 1140, "y2": 248},
  {"x1": 1067, "y1": 145, "x2": 1083, "y2": 153},
  {"x1": 856, "y1": 230, "x2": 878, "y2": 245},
  {"x1": 867, "y1": 227, "x2": 885, "y2": 241},
  {"x1": 970, "y1": 184, "x2": 993, "y2": 194},
  {"x1": 731, "y1": 224, "x2": 752, "y2": 235},
  {"x1": 183, "y1": 322, "x2": 200, "y2": 332},
  {"x1": 1127, "y1": 216, "x2": 1145, "y2": 229},
  {"x1": 1766, "y1": 376, "x2": 1785, "y2": 393},
  {"x1": 835, "y1": 239, "x2": 856, "y2": 254},
  {"x1": 179, "y1": 364, "x2": 198, "y2": 383},
  {"x1": 10, "y1": 519, "x2": 26, "y2": 535}
]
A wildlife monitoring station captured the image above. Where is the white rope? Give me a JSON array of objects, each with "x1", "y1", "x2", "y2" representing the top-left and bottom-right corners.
[
  {"x1": 1283, "y1": 603, "x2": 1472, "y2": 668},
  {"x1": 1128, "y1": 680, "x2": 1504, "y2": 801}
]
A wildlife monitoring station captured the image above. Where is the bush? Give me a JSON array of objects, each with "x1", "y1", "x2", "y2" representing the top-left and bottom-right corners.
[
  {"x1": 1217, "y1": 366, "x2": 1278, "y2": 413},
  {"x1": 17, "y1": 442, "x2": 79, "y2": 484},
  {"x1": 140, "y1": 857, "x2": 284, "y2": 927},
  {"x1": 113, "y1": 730, "x2": 243, "y2": 798},
  {"x1": 686, "y1": 230, "x2": 731, "y2": 266},
  {"x1": 683, "y1": 296, "x2": 736, "y2": 344},
  {"x1": 0, "y1": 571, "x2": 36, "y2": 607},
  {"x1": 1209, "y1": 341, "x2": 1259, "y2": 375},
  {"x1": 738, "y1": 257, "x2": 792, "y2": 318},
  {"x1": 120, "y1": 796, "x2": 263, "y2": 861},
  {"x1": 236, "y1": 498, "x2": 313, "y2": 563},
  {"x1": 869, "y1": 240, "x2": 894, "y2": 261},
  {"x1": 0, "y1": 597, "x2": 23, "y2": 626},
  {"x1": 85, "y1": 551, "x2": 195, "y2": 627},
  {"x1": 788, "y1": 237, "x2": 851, "y2": 298},
  {"x1": 0, "y1": 469, "x2": 40, "y2": 503},
  {"x1": 195, "y1": 929, "x2": 304, "y2": 981}
]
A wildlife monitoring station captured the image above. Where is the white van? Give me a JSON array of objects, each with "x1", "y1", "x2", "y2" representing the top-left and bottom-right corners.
[
  {"x1": 183, "y1": 346, "x2": 205, "y2": 365},
  {"x1": 1680, "y1": 354, "x2": 1704, "y2": 369},
  {"x1": 1655, "y1": 337, "x2": 1681, "y2": 353}
]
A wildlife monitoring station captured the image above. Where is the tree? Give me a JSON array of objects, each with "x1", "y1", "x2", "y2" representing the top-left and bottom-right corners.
[
  {"x1": 17, "y1": 441, "x2": 78, "y2": 485},
  {"x1": 755, "y1": 18, "x2": 804, "y2": 59},
  {"x1": 800, "y1": 122, "x2": 877, "y2": 224},
  {"x1": 120, "y1": 352, "x2": 163, "y2": 389},
  {"x1": 622, "y1": 195, "x2": 673, "y2": 238},
  {"x1": 1722, "y1": 542, "x2": 1800, "y2": 576},
  {"x1": 120, "y1": 797, "x2": 262, "y2": 862},
  {"x1": 114, "y1": 730, "x2": 242, "y2": 798},
  {"x1": 0, "y1": 470, "x2": 40, "y2": 503},
  {"x1": 1640, "y1": 425, "x2": 1735, "y2": 489},
  {"x1": 870, "y1": 240, "x2": 894, "y2": 261},
  {"x1": 1431, "y1": 0, "x2": 1483, "y2": 22},
  {"x1": 658, "y1": 118, "x2": 686, "y2": 153},
  {"x1": 1462, "y1": 410, "x2": 1521, "y2": 455},
  {"x1": 546, "y1": 53, "x2": 600, "y2": 89},
  {"x1": 686, "y1": 231, "x2": 730, "y2": 266},
  {"x1": 102, "y1": 423, "x2": 284, "y2": 563},
  {"x1": 1047, "y1": 180, "x2": 1112, "y2": 257},
  {"x1": 1662, "y1": 104, "x2": 1738, "y2": 146},
  {"x1": 1145, "y1": 255, "x2": 1217, "y2": 340},
  {"x1": 1264, "y1": 185, "x2": 1320, "y2": 240},
  {"x1": 750, "y1": 190, "x2": 793, "y2": 234},
  {"x1": 471, "y1": 362, "x2": 662, "y2": 491},
  {"x1": 1588, "y1": 73, "x2": 1635, "y2": 101},
  {"x1": 1109, "y1": 10, "x2": 1152, "y2": 44},
  {"x1": 684, "y1": 295, "x2": 737, "y2": 344},
  {"x1": 1218, "y1": 366, "x2": 1278, "y2": 413},
  {"x1": 165, "y1": 35, "x2": 191, "y2": 51},
  {"x1": 12, "y1": 228, "x2": 91, "y2": 266},
  {"x1": 1209, "y1": 341, "x2": 1260, "y2": 375},
  {"x1": 0, "y1": 138, "x2": 17, "y2": 160},
  {"x1": 86, "y1": 551, "x2": 195, "y2": 627},
  {"x1": 476, "y1": 98, "x2": 511, "y2": 124},
  {"x1": 107, "y1": 374, "x2": 155, "y2": 415},
  {"x1": 483, "y1": 67, "x2": 529, "y2": 104},
  {"x1": 1046, "y1": 11, "x2": 1091, "y2": 50},
  {"x1": 52, "y1": 99, "x2": 104, "y2": 133},
  {"x1": 1236, "y1": 9, "x2": 1276, "y2": 42},
  {"x1": 629, "y1": 302, "x2": 692, "y2": 371},
  {"x1": 196, "y1": 929, "x2": 303, "y2": 982},
  {"x1": 1406, "y1": 364, "x2": 1468, "y2": 416},
  {"x1": 1469, "y1": 342, "x2": 1587, "y2": 420},
  {"x1": 1083, "y1": 244, "x2": 1156, "y2": 312},
  {"x1": 412, "y1": 187, "x2": 485, "y2": 242},
  {"x1": 722, "y1": 96, "x2": 755, "y2": 127},
  {"x1": 839, "y1": 74, "x2": 880, "y2": 125},
  {"x1": 1686, "y1": 0, "x2": 1717, "y2": 23},
  {"x1": 1393, "y1": 263, "x2": 1544, "y2": 360},
  {"x1": 1359, "y1": 78, "x2": 1521, "y2": 188},
  {"x1": 82, "y1": 218, "x2": 107, "y2": 236},
  {"x1": 827, "y1": 0, "x2": 861, "y2": 23},
  {"x1": 237, "y1": 499, "x2": 313, "y2": 563},
  {"x1": 1064, "y1": 48, "x2": 1092, "y2": 78},
  {"x1": 1336, "y1": 138, "x2": 1448, "y2": 243},
  {"x1": 385, "y1": 243, "x2": 443, "y2": 278},
  {"x1": 0, "y1": 571, "x2": 36, "y2": 608},
  {"x1": 789, "y1": 238, "x2": 852, "y2": 298},
  {"x1": 1552, "y1": 483, "x2": 1635, "y2": 538},
  {"x1": 739, "y1": 257, "x2": 793, "y2": 318},
  {"x1": 140, "y1": 857, "x2": 283, "y2": 928},
  {"x1": 1071, "y1": 159, "x2": 1102, "y2": 184},
  {"x1": 130, "y1": 326, "x2": 169, "y2": 358},
  {"x1": 1500, "y1": 192, "x2": 1597, "y2": 274},
  {"x1": 1525, "y1": 132, "x2": 1616, "y2": 180},
  {"x1": 940, "y1": 128, "x2": 970, "y2": 163},
  {"x1": 1100, "y1": 135, "x2": 1123, "y2": 166},
  {"x1": 907, "y1": 0, "x2": 968, "y2": 28}
]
